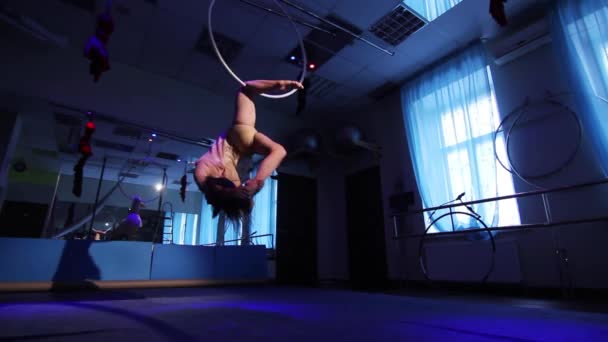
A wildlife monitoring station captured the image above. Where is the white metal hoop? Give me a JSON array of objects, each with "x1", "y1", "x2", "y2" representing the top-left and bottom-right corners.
[{"x1": 208, "y1": 0, "x2": 307, "y2": 99}]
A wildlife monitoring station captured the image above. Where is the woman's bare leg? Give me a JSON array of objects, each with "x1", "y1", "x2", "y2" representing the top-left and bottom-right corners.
[{"x1": 233, "y1": 80, "x2": 304, "y2": 126}]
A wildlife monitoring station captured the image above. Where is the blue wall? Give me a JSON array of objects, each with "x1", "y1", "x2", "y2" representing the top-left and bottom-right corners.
[{"x1": 0, "y1": 237, "x2": 267, "y2": 283}]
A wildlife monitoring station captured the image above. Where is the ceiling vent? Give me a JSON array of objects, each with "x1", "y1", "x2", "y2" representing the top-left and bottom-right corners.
[
  {"x1": 370, "y1": 4, "x2": 426, "y2": 46},
  {"x1": 195, "y1": 28, "x2": 243, "y2": 63}
]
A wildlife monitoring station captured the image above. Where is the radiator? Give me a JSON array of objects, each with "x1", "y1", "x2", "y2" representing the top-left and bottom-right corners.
[{"x1": 423, "y1": 239, "x2": 521, "y2": 283}]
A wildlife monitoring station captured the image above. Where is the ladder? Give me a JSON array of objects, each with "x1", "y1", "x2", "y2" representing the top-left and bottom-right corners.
[{"x1": 162, "y1": 202, "x2": 174, "y2": 244}]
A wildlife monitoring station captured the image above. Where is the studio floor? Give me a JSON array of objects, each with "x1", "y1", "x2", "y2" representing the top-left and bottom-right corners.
[{"x1": 1, "y1": 286, "x2": 607, "y2": 341}]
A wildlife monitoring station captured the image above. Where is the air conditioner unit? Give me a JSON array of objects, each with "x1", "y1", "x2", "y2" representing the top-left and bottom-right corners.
[{"x1": 487, "y1": 16, "x2": 552, "y2": 66}]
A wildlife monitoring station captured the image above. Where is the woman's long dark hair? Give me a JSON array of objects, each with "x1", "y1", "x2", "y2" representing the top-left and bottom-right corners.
[{"x1": 198, "y1": 177, "x2": 253, "y2": 222}]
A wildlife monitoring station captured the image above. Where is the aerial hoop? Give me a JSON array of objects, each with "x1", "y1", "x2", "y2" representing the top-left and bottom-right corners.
[{"x1": 208, "y1": 0, "x2": 307, "y2": 99}]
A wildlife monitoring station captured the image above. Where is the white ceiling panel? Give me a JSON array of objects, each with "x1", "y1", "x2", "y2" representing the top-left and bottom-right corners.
[
  {"x1": 315, "y1": 55, "x2": 364, "y2": 84},
  {"x1": 240, "y1": 13, "x2": 313, "y2": 60},
  {"x1": 342, "y1": 66, "x2": 390, "y2": 95},
  {"x1": 335, "y1": 38, "x2": 395, "y2": 67},
  {"x1": 137, "y1": 12, "x2": 205, "y2": 78}
]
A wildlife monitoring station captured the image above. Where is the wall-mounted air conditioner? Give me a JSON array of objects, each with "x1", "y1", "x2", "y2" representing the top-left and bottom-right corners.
[{"x1": 486, "y1": 16, "x2": 552, "y2": 66}]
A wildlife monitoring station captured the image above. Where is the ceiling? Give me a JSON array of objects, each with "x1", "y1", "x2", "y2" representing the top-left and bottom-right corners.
[
  {"x1": 1, "y1": 0, "x2": 555, "y2": 116},
  {"x1": 1, "y1": 0, "x2": 555, "y2": 190}
]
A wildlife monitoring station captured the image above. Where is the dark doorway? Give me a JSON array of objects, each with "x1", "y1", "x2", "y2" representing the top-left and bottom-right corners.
[
  {"x1": 0, "y1": 201, "x2": 48, "y2": 238},
  {"x1": 276, "y1": 173, "x2": 318, "y2": 285},
  {"x1": 345, "y1": 166, "x2": 388, "y2": 289}
]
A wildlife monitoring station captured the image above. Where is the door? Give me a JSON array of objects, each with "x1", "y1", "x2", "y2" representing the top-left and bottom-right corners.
[
  {"x1": 345, "y1": 166, "x2": 388, "y2": 289},
  {"x1": 276, "y1": 173, "x2": 318, "y2": 285}
]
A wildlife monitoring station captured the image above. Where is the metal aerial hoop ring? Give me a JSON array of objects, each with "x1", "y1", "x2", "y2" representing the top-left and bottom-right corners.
[{"x1": 208, "y1": 0, "x2": 307, "y2": 99}]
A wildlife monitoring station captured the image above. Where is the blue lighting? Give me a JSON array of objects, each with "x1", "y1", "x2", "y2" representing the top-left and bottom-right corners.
[
  {"x1": 290, "y1": 56, "x2": 296, "y2": 61},
  {"x1": 152, "y1": 133, "x2": 157, "y2": 137}
]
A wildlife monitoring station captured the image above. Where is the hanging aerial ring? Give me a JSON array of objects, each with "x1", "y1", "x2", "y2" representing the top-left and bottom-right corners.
[
  {"x1": 505, "y1": 99, "x2": 582, "y2": 182},
  {"x1": 494, "y1": 96, "x2": 583, "y2": 189},
  {"x1": 208, "y1": 0, "x2": 307, "y2": 99},
  {"x1": 418, "y1": 211, "x2": 496, "y2": 283}
]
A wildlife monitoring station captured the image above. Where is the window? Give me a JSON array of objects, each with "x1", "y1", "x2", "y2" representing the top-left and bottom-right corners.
[
  {"x1": 194, "y1": 170, "x2": 278, "y2": 248},
  {"x1": 163, "y1": 212, "x2": 199, "y2": 245},
  {"x1": 555, "y1": 0, "x2": 608, "y2": 172},
  {"x1": 431, "y1": 68, "x2": 520, "y2": 232},
  {"x1": 402, "y1": 45, "x2": 520, "y2": 234},
  {"x1": 403, "y1": 0, "x2": 463, "y2": 22}
]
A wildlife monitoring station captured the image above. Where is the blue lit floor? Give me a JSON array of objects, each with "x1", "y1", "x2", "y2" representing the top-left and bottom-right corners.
[{"x1": 1, "y1": 286, "x2": 607, "y2": 341}]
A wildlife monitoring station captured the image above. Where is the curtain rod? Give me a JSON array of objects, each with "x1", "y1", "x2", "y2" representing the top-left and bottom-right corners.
[
  {"x1": 238, "y1": 0, "x2": 335, "y2": 37},
  {"x1": 278, "y1": 0, "x2": 395, "y2": 56}
]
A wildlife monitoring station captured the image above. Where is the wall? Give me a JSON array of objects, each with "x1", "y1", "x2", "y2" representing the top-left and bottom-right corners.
[{"x1": 343, "y1": 41, "x2": 608, "y2": 289}]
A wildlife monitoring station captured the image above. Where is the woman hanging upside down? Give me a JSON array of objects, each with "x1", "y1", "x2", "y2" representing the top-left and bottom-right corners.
[{"x1": 194, "y1": 80, "x2": 304, "y2": 220}]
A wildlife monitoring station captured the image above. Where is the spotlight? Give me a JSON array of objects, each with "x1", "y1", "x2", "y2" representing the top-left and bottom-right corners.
[
  {"x1": 155, "y1": 183, "x2": 163, "y2": 191},
  {"x1": 177, "y1": 159, "x2": 181, "y2": 162},
  {"x1": 148, "y1": 138, "x2": 153, "y2": 142},
  {"x1": 290, "y1": 56, "x2": 296, "y2": 61},
  {"x1": 151, "y1": 133, "x2": 157, "y2": 137},
  {"x1": 308, "y1": 63, "x2": 316, "y2": 70},
  {"x1": 105, "y1": 222, "x2": 109, "y2": 227}
]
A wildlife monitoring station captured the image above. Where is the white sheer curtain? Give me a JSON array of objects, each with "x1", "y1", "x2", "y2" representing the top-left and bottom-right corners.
[
  {"x1": 248, "y1": 171, "x2": 278, "y2": 248},
  {"x1": 401, "y1": 44, "x2": 520, "y2": 233},
  {"x1": 195, "y1": 170, "x2": 278, "y2": 248},
  {"x1": 163, "y1": 212, "x2": 199, "y2": 245},
  {"x1": 553, "y1": 0, "x2": 608, "y2": 174}
]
